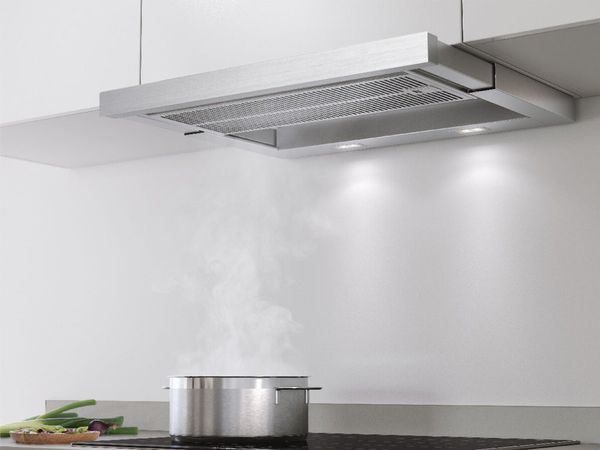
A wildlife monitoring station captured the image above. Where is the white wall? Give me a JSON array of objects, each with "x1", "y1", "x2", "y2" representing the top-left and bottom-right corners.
[{"x1": 1, "y1": 97, "x2": 600, "y2": 423}]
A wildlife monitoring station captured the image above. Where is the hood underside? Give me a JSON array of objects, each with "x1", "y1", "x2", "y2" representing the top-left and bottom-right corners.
[{"x1": 100, "y1": 32, "x2": 574, "y2": 158}]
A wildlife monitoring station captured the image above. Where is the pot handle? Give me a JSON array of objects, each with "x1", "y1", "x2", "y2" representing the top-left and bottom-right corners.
[{"x1": 274, "y1": 386, "x2": 322, "y2": 405}]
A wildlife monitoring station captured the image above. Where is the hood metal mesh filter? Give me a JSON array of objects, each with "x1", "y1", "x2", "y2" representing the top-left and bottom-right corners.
[{"x1": 152, "y1": 72, "x2": 471, "y2": 135}]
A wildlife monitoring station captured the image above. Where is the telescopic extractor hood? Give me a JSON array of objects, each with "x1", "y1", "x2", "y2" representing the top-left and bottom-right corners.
[{"x1": 100, "y1": 33, "x2": 574, "y2": 158}]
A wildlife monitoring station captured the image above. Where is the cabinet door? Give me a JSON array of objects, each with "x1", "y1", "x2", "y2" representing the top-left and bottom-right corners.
[
  {"x1": 462, "y1": 0, "x2": 600, "y2": 97},
  {"x1": 0, "y1": 0, "x2": 140, "y2": 124},
  {"x1": 463, "y1": 0, "x2": 600, "y2": 42},
  {"x1": 141, "y1": 0, "x2": 462, "y2": 83}
]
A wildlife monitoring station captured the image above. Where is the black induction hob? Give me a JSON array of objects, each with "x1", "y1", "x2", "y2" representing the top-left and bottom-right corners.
[{"x1": 72, "y1": 434, "x2": 580, "y2": 450}]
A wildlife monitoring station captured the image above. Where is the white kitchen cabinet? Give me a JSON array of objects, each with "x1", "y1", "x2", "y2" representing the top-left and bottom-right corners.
[
  {"x1": 141, "y1": 0, "x2": 462, "y2": 83},
  {"x1": 463, "y1": 0, "x2": 600, "y2": 42},
  {"x1": 0, "y1": 0, "x2": 140, "y2": 125},
  {"x1": 462, "y1": 0, "x2": 600, "y2": 97}
]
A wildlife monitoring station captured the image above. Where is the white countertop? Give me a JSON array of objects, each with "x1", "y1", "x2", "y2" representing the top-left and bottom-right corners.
[
  {"x1": 0, "y1": 432, "x2": 166, "y2": 450},
  {"x1": 1, "y1": 433, "x2": 599, "y2": 450}
]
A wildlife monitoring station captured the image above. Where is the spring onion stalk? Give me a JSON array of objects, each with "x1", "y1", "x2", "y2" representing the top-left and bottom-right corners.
[
  {"x1": 2, "y1": 400, "x2": 96, "y2": 436},
  {"x1": 0, "y1": 423, "x2": 63, "y2": 437},
  {"x1": 0, "y1": 400, "x2": 136, "y2": 439},
  {"x1": 23, "y1": 418, "x2": 87, "y2": 426},
  {"x1": 38, "y1": 399, "x2": 96, "y2": 419},
  {"x1": 61, "y1": 417, "x2": 125, "y2": 428},
  {"x1": 52, "y1": 412, "x2": 79, "y2": 418},
  {"x1": 0, "y1": 416, "x2": 124, "y2": 437},
  {"x1": 25, "y1": 412, "x2": 79, "y2": 421},
  {"x1": 105, "y1": 427, "x2": 139, "y2": 435},
  {"x1": 0, "y1": 421, "x2": 66, "y2": 437}
]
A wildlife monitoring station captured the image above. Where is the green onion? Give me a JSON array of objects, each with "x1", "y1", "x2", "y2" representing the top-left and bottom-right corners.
[
  {"x1": 105, "y1": 427, "x2": 139, "y2": 435},
  {"x1": 0, "y1": 421, "x2": 66, "y2": 437},
  {"x1": 25, "y1": 412, "x2": 79, "y2": 420},
  {"x1": 0, "y1": 400, "x2": 136, "y2": 439},
  {"x1": 61, "y1": 417, "x2": 124, "y2": 428},
  {"x1": 38, "y1": 400, "x2": 96, "y2": 419}
]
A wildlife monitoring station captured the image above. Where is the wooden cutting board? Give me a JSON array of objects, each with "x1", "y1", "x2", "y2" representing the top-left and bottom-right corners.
[{"x1": 10, "y1": 431, "x2": 100, "y2": 445}]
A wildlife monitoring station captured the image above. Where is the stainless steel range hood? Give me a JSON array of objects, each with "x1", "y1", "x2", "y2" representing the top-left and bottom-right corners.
[{"x1": 100, "y1": 32, "x2": 574, "y2": 158}]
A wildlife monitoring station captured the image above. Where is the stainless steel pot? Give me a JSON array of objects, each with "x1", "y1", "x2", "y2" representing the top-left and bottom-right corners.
[{"x1": 166, "y1": 376, "x2": 322, "y2": 442}]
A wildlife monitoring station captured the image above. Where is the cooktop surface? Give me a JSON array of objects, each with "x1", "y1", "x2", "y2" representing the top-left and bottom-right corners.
[{"x1": 72, "y1": 434, "x2": 580, "y2": 450}]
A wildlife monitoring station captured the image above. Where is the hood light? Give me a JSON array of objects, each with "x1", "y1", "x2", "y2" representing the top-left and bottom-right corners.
[
  {"x1": 459, "y1": 127, "x2": 487, "y2": 134},
  {"x1": 335, "y1": 143, "x2": 365, "y2": 151}
]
